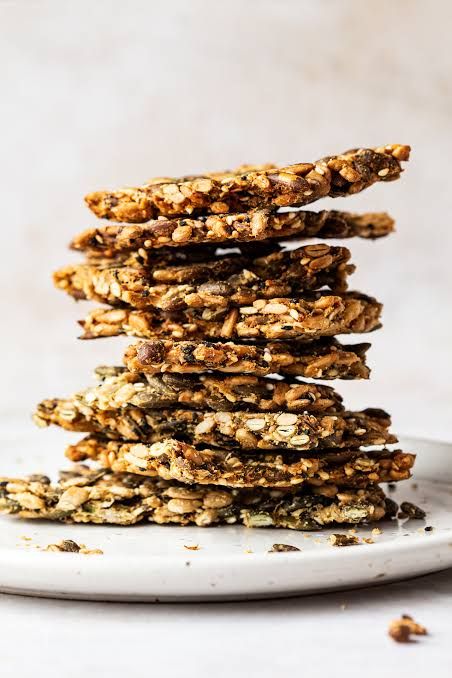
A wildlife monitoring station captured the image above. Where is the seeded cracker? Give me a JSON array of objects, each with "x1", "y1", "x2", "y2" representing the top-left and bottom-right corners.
[
  {"x1": 66, "y1": 436, "x2": 415, "y2": 489},
  {"x1": 34, "y1": 401, "x2": 397, "y2": 450},
  {"x1": 121, "y1": 339, "x2": 370, "y2": 379},
  {"x1": 71, "y1": 209, "x2": 394, "y2": 254},
  {"x1": 80, "y1": 294, "x2": 381, "y2": 342},
  {"x1": 54, "y1": 244, "x2": 354, "y2": 310},
  {"x1": 77, "y1": 296, "x2": 382, "y2": 346},
  {"x1": 85, "y1": 145, "x2": 410, "y2": 221},
  {"x1": 70, "y1": 367, "x2": 346, "y2": 414},
  {"x1": 0, "y1": 469, "x2": 394, "y2": 529}
]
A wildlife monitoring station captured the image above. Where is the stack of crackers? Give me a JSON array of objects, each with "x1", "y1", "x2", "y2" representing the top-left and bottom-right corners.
[{"x1": 1, "y1": 145, "x2": 415, "y2": 531}]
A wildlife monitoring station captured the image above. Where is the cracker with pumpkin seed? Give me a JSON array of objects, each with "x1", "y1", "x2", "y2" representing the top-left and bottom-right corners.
[
  {"x1": 34, "y1": 399, "x2": 396, "y2": 451},
  {"x1": 80, "y1": 367, "x2": 345, "y2": 413},
  {"x1": 67, "y1": 436, "x2": 414, "y2": 489},
  {"x1": 123, "y1": 338, "x2": 370, "y2": 380},
  {"x1": 0, "y1": 467, "x2": 395, "y2": 529},
  {"x1": 54, "y1": 244, "x2": 354, "y2": 311},
  {"x1": 85, "y1": 145, "x2": 409, "y2": 222},
  {"x1": 71, "y1": 209, "x2": 394, "y2": 256}
]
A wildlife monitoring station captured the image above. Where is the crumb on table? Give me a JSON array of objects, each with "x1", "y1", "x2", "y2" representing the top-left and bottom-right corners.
[{"x1": 388, "y1": 615, "x2": 428, "y2": 643}]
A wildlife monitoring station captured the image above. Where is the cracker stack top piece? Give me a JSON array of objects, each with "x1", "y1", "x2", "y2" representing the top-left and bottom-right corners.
[{"x1": 85, "y1": 145, "x2": 409, "y2": 222}]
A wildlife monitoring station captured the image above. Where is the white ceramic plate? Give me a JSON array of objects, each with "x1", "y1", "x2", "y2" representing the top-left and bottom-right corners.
[{"x1": 0, "y1": 431, "x2": 451, "y2": 601}]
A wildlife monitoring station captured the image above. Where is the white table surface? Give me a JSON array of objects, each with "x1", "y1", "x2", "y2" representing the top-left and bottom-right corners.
[{"x1": 1, "y1": 568, "x2": 452, "y2": 677}]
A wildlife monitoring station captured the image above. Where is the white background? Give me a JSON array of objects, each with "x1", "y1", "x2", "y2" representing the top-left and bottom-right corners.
[{"x1": 1, "y1": 1, "x2": 452, "y2": 676}]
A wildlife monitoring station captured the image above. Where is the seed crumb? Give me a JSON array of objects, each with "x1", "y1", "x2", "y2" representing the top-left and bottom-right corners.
[
  {"x1": 329, "y1": 534, "x2": 360, "y2": 547},
  {"x1": 388, "y1": 615, "x2": 428, "y2": 643},
  {"x1": 79, "y1": 548, "x2": 104, "y2": 555},
  {"x1": 44, "y1": 539, "x2": 102, "y2": 554},
  {"x1": 45, "y1": 539, "x2": 81, "y2": 553},
  {"x1": 398, "y1": 501, "x2": 426, "y2": 520},
  {"x1": 20, "y1": 536, "x2": 32, "y2": 541},
  {"x1": 184, "y1": 544, "x2": 200, "y2": 551},
  {"x1": 363, "y1": 538, "x2": 374, "y2": 544},
  {"x1": 269, "y1": 543, "x2": 301, "y2": 553}
]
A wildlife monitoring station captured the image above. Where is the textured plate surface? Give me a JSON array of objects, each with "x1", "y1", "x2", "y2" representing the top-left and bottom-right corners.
[{"x1": 0, "y1": 430, "x2": 451, "y2": 601}]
